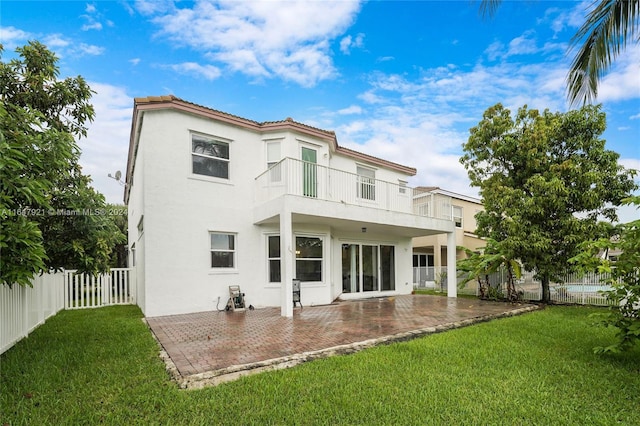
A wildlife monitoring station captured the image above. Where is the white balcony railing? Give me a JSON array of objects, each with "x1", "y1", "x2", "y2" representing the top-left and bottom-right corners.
[{"x1": 255, "y1": 157, "x2": 452, "y2": 220}]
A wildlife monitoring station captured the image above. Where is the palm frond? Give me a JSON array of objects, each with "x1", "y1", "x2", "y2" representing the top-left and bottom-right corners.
[
  {"x1": 479, "y1": 0, "x2": 503, "y2": 18},
  {"x1": 567, "y1": 0, "x2": 640, "y2": 105}
]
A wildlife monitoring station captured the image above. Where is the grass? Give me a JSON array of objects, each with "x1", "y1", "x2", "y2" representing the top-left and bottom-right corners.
[{"x1": 1, "y1": 305, "x2": 639, "y2": 425}]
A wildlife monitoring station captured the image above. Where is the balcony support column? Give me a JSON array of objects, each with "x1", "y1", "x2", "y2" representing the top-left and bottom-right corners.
[
  {"x1": 447, "y1": 231, "x2": 457, "y2": 298},
  {"x1": 280, "y1": 207, "x2": 294, "y2": 317}
]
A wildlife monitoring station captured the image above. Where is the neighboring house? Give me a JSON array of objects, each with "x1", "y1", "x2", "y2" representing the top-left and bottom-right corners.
[
  {"x1": 412, "y1": 187, "x2": 484, "y2": 288},
  {"x1": 125, "y1": 96, "x2": 458, "y2": 318}
]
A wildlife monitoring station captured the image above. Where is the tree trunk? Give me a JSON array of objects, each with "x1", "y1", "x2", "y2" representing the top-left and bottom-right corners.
[
  {"x1": 505, "y1": 265, "x2": 513, "y2": 301},
  {"x1": 541, "y1": 275, "x2": 551, "y2": 303}
]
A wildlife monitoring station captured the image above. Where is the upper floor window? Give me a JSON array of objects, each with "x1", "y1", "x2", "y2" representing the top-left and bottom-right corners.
[
  {"x1": 192, "y1": 134, "x2": 229, "y2": 179},
  {"x1": 357, "y1": 166, "x2": 376, "y2": 201},
  {"x1": 398, "y1": 180, "x2": 408, "y2": 194},
  {"x1": 452, "y1": 205, "x2": 463, "y2": 228},
  {"x1": 266, "y1": 141, "x2": 281, "y2": 182},
  {"x1": 210, "y1": 232, "x2": 235, "y2": 268}
]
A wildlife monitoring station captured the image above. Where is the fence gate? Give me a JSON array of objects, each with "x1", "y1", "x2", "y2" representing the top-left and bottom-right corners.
[{"x1": 64, "y1": 269, "x2": 136, "y2": 309}]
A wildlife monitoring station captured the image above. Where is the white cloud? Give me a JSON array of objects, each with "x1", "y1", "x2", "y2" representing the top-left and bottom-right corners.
[
  {"x1": 129, "y1": 58, "x2": 141, "y2": 66},
  {"x1": 358, "y1": 90, "x2": 384, "y2": 104},
  {"x1": 78, "y1": 83, "x2": 133, "y2": 205},
  {"x1": 620, "y1": 158, "x2": 640, "y2": 172},
  {"x1": 340, "y1": 33, "x2": 364, "y2": 54},
  {"x1": 81, "y1": 3, "x2": 107, "y2": 31},
  {"x1": 78, "y1": 43, "x2": 105, "y2": 56},
  {"x1": 597, "y1": 45, "x2": 640, "y2": 103},
  {"x1": 141, "y1": 0, "x2": 362, "y2": 86},
  {"x1": 484, "y1": 40, "x2": 504, "y2": 61},
  {"x1": 486, "y1": 30, "x2": 564, "y2": 62},
  {"x1": 330, "y1": 50, "x2": 588, "y2": 194},
  {"x1": 168, "y1": 62, "x2": 222, "y2": 80},
  {"x1": 630, "y1": 113, "x2": 640, "y2": 120},
  {"x1": 546, "y1": 1, "x2": 589, "y2": 35},
  {"x1": 0, "y1": 26, "x2": 31, "y2": 48},
  {"x1": 43, "y1": 34, "x2": 70, "y2": 49},
  {"x1": 134, "y1": 0, "x2": 175, "y2": 16},
  {"x1": 82, "y1": 22, "x2": 103, "y2": 31},
  {"x1": 338, "y1": 105, "x2": 363, "y2": 115},
  {"x1": 507, "y1": 30, "x2": 539, "y2": 56}
]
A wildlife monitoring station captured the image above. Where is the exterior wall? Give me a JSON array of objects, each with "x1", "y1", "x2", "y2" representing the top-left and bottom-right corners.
[
  {"x1": 137, "y1": 110, "x2": 266, "y2": 316},
  {"x1": 129, "y1": 104, "x2": 435, "y2": 317},
  {"x1": 127, "y1": 125, "x2": 146, "y2": 314},
  {"x1": 412, "y1": 196, "x2": 484, "y2": 268},
  {"x1": 329, "y1": 153, "x2": 408, "y2": 187}
]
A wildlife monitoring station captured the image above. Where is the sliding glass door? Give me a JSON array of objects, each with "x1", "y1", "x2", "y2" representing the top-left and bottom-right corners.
[{"x1": 342, "y1": 243, "x2": 395, "y2": 293}]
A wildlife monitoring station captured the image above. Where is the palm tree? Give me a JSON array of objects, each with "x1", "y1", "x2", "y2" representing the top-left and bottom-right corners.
[{"x1": 481, "y1": 0, "x2": 639, "y2": 105}]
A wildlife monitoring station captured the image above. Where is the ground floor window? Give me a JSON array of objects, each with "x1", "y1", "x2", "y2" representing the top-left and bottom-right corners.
[
  {"x1": 342, "y1": 243, "x2": 395, "y2": 293},
  {"x1": 268, "y1": 235, "x2": 281, "y2": 282},
  {"x1": 210, "y1": 232, "x2": 235, "y2": 268},
  {"x1": 296, "y1": 236, "x2": 322, "y2": 282}
]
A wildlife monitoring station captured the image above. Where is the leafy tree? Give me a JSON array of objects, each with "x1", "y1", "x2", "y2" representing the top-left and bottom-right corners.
[
  {"x1": 461, "y1": 103, "x2": 637, "y2": 303},
  {"x1": 37, "y1": 166, "x2": 126, "y2": 275},
  {"x1": 480, "y1": 0, "x2": 640, "y2": 105},
  {"x1": 570, "y1": 196, "x2": 640, "y2": 353},
  {"x1": 107, "y1": 204, "x2": 128, "y2": 268},
  {"x1": 1, "y1": 41, "x2": 122, "y2": 285}
]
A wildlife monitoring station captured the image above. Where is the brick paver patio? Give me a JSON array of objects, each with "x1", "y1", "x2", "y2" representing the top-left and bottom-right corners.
[{"x1": 146, "y1": 295, "x2": 537, "y2": 387}]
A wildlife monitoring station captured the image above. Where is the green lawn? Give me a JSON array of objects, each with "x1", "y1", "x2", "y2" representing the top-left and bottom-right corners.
[{"x1": 1, "y1": 305, "x2": 639, "y2": 425}]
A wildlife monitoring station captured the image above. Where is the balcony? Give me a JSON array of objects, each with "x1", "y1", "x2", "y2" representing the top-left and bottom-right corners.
[{"x1": 255, "y1": 157, "x2": 453, "y2": 220}]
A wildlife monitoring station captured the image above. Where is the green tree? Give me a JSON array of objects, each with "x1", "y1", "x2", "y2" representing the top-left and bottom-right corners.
[
  {"x1": 37, "y1": 166, "x2": 126, "y2": 275},
  {"x1": 107, "y1": 204, "x2": 128, "y2": 268},
  {"x1": 1, "y1": 41, "x2": 122, "y2": 285},
  {"x1": 461, "y1": 103, "x2": 637, "y2": 303},
  {"x1": 570, "y1": 196, "x2": 640, "y2": 353},
  {"x1": 480, "y1": 0, "x2": 639, "y2": 105}
]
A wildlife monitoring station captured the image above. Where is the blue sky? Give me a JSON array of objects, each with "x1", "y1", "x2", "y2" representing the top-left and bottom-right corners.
[{"x1": 2, "y1": 0, "x2": 639, "y2": 221}]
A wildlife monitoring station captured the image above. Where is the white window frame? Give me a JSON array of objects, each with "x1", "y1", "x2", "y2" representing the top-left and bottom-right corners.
[
  {"x1": 266, "y1": 140, "x2": 282, "y2": 182},
  {"x1": 452, "y1": 205, "x2": 463, "y2": 228},
  {"x1": 267, "y1": 234, "x2": 281, "y2": 283},
  {"x1": 191, "y1": 133, "x2": 231, "y2": 180},
  {"x1": 356, "y1": 165, "x2": 376, "y2": 201},
  {"x1": 210, "y1": 232, "x2": 236, "y2": 269},
  {"x1": 398, "y1": 180, "x2": 408, "y2": 195},
  {"x1": 295, "y1": 234, "x2": 324, "y2": 283}
]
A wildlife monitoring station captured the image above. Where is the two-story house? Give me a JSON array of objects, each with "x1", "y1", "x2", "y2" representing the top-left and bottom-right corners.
[
  {"x1": 412, "y1": 187, "x2": 484, "y2": 289},
  {"x1": 125, "y1": 96, "x2": 459, "y2": 317}
]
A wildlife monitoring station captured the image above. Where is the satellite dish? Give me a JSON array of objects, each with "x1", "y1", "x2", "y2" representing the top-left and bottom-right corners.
[{"x1": 115, "y1": 170, "x2": 122, "y2": 181}]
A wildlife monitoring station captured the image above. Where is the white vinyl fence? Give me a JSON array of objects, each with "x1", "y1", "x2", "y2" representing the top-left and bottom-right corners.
[
  {"x1": 1, "y1": 272, "x2": 65, "y2": 355},
  {"x1": 1, "y1": 268, "x2": 135, "y2": 355},
  {"x1": 413, "y1": 267, "x2": 617, "y2": 306},
  {"x1": 64, "y1": 268, "x2": 135, "y2": 309}
]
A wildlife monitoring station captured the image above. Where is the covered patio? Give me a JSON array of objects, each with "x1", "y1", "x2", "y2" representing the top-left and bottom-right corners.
[{"x1": 146, "y1": 295, "x2": 538, "y2": 388}]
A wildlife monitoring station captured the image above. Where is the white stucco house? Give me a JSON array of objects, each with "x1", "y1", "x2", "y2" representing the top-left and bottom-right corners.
[{"x1": 125, "y1": 95, "x2": 458, "y2": 318}]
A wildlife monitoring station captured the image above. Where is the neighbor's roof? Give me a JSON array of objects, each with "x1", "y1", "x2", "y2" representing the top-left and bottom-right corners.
[{"x1": 125, "y1": 95, "x2": 417, "y2": 203}]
